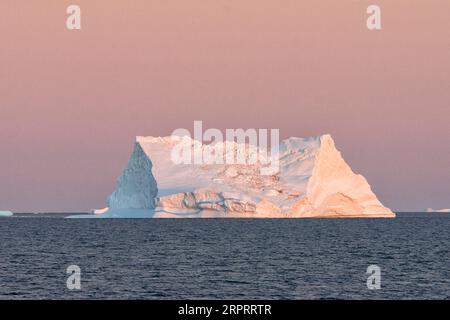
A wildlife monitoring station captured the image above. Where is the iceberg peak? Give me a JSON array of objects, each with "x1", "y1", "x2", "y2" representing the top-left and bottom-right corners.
[{"x1": 107, "y1": 142, "x2": 158, "y2": 209}]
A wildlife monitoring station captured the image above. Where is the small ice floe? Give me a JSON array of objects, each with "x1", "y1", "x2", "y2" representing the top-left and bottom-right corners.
[
  {"x1": 91, "y1": 207, "x2": 109, "y2": 215},
  {"x1": 0, "y1": 210, "x2": 14, "y2": 217}
]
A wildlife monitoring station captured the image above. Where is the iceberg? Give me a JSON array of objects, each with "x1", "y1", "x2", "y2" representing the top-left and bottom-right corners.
[
  {"x1": 0, "y1": 210, "x2": 13, "y2": 217},
  {"x1": 86, "y1": 134, "x2": 394, "y2": 218}
]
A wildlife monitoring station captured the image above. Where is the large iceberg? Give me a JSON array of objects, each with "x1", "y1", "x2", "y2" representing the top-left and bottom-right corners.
[{"x1": 90, "y1": 134, "x2": 394, "y2": 218}]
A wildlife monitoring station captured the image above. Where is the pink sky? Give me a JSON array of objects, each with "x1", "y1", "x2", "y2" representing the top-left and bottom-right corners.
[{"x1": 0, "y1": 0, "x2": 449, "y2": 212}]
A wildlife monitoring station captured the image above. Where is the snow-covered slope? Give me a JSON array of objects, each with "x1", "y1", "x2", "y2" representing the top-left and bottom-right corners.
[{"x1": 100, "y1": 134, "x2": 393, "y2": 218}]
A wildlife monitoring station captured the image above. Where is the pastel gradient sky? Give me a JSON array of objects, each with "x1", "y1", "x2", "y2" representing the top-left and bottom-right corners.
[{"x1": 0, "y1": 0, "x2": 449, "y2": 212}]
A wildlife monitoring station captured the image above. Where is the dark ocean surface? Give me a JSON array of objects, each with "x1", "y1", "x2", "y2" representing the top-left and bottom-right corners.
[{"x1": 0, "y1": 213, "x2": 449, "y2": 299}]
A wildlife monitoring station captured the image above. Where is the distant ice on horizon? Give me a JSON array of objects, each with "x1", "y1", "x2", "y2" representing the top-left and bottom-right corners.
[{"x1": 426, "y1": 208, "x2": 450, "y2": 213}]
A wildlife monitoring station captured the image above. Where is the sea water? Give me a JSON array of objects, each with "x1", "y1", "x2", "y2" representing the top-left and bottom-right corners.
[{"x1": 0, "y1": 213, "x2": 449, "y2": 299}]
